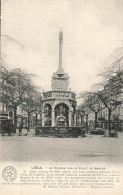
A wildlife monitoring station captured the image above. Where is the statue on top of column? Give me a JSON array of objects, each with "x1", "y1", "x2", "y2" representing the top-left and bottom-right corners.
[{"x1": 59, "y1": 29, "x2": 63, "y2": 44}]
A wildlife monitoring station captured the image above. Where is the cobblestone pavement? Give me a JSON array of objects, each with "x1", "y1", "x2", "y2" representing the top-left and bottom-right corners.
[{"x1": 0, "y1": 129, "x2": 123, "y2": 163}]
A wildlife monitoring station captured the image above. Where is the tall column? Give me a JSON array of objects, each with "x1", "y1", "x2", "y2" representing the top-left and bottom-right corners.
[
  {"x1": 74, "y1": 113, "x2": 77, "y2": 126},
  {"x1": 42, "y1": 111, "x2": 45, "y2": 126},
  {"x1": 69, "y1": 110, "x2": 72, "y2": 126},
  {"x1": 51, "y1": 110, "x2": 55, "y2": 127},
  {"x1": 59, "y1": 30, "x2": 63, "y2": 69}
]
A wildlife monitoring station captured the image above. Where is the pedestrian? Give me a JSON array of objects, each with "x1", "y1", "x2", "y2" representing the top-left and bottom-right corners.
[
  {"x1": 25, "y1": 125, "x2": 28, "y2": 136},
  {"x1": 8, "y1": 119, "x2": 13, "y2": 136},
  {"x1": 19, "y1": 122, "x2": 23, "y2": 136},
  {"x1": 12, "y1": 123, "x2": 16, "y2": 134},
  {"x1": 2, "y1": 121, "x2": 6, "y2": 136}
]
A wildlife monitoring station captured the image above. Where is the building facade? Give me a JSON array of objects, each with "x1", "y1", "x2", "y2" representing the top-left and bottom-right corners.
[{"x1": 95, "y1": 100, "x2": 123, "y2": 131}]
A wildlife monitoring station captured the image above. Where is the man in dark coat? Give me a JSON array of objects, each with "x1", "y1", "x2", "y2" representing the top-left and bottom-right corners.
[
  {"x1": 2, "y1": 121, "x2": 6, "y2": 136},
  {"x1": 19, "y1": 122, "x2": 23, "y2": 136},
  {"x1": 8, "y1": 119, "x2": 13, "y2": 136}
]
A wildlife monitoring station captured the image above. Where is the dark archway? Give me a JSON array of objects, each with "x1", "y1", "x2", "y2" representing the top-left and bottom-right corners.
[{"x1": 55, "y1": 103, "x2": 69, "y2": 126}]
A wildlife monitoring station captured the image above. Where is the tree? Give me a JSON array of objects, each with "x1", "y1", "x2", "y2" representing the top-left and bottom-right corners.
[
  {"x1": 97, "y1": 75, "x2": 123, "y2": 132},
  {"x1": 1, "y1": 68, "x2": 34, "y2": 129},
  {"x1": 78, "y1": 91, "x2": 106, "y2": 128},
  {"x1": 79, "y1": 70, "x2": 123, "y2": 133},
  {"x1": 78, "y1": 101, "x2": 91, "y2": 132},
  {"x1": 98, "y1": 48, "x2": 123, "y2": 81},
  {"x1": 86, "y1": 94, "x2": 105, "y2": 128},
  {"x1": 21, "y1": 87, "x2": 41, "y2": 130},
  {"x1": 96, "y1": 51, "x2": 123, "y2": 132},
  {"x1": 78, "y1": 49, "x2": 123, "y2": 134}
]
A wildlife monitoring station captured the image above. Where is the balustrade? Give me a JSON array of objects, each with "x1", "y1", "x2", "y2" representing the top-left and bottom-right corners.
[{"x1": 43, "y1": 91, "x2": 75, "y2": 100}]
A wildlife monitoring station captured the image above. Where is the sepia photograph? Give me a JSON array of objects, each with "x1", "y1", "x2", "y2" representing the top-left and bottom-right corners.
[{"x1": 0, "y1": 0, "x2": 123, "y2": 194}]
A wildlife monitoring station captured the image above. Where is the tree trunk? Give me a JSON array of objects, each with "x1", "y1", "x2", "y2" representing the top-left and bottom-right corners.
[
  {"x1": 36, "y1": 113, "x2": 38, "y2": 126},
  {"x1": 95, "y1": 112, "x2": 98, "y2": 128},
  {"x1": 85, "y1": 114, "x2": 88, "y2": 132},
  {"x1": 28, "y1": 111, "x2": 30, "y2": 131},
  {"x1": 14, "y1": 106, "x2": 17, "y2": 132},
  {"x1": 108, "y1": 109, "x2": 112, "y2": 133},
  {"x1": 21, "y1": 118, "x2": 23, "y2": 126}
]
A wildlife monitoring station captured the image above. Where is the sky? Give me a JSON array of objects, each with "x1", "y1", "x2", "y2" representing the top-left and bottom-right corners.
[{"x1": 1, "y1": 0, "x2": 123, "y2": 95}]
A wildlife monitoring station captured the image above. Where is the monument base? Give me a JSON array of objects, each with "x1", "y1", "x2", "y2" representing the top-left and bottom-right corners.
[{"x1": 35, "y1": 126, "x2": 85, "y2": 138}]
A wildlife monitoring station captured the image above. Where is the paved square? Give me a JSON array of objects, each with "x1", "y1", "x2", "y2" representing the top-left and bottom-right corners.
[{"x1": 0, "y1": 130, "x2": 123, "y2": 163}]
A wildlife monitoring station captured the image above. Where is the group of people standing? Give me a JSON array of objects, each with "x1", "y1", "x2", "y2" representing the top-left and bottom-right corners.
[
  {"x1": 2, "y1": 119, "x2": 15, "y2": 136},
  {"x1": 18, "y1": 122, "x2": 28, "y2": 136},
  {"x1": 1, "y1": 119, "x2": 28, "y2": 136}
]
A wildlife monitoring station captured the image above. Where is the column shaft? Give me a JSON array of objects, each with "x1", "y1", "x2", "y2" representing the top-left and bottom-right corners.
[
  {"x1": 42, "y1": 111, "x2": 45, "y2": 126},
  {"x1": 74, "y1": 113, "x2": 77, "y2": 126},
  {"x1": 69, "y1": 111, "x2": 72, "y2": 126},
  {"x1": 51, "y1": 110, "x2": 55, "y2": 127},
  {"x1": 59, "y1": 44, "x2": 62, "y2": 68}
]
